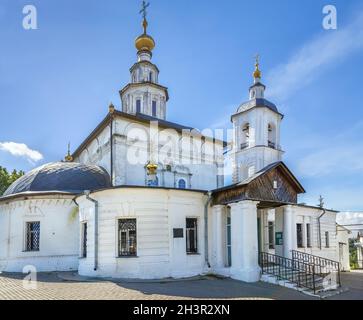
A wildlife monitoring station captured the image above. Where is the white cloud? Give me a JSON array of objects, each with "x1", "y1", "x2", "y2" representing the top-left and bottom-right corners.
[
  {"x1": 0, "y1": 142, "x2": 43, "y2": 163},
  {"x1": 337, "y1": 212, "x2": 363, "y2": 226},
  {"x1": 297, "y1": 145, "x2": 363, "y2": 178},
  {"x1": 296, "y1": 120, "x2": 363, "y2": 178},
  {"x1": 267, "y1": 9, "x2": 363, "y2": 101}
]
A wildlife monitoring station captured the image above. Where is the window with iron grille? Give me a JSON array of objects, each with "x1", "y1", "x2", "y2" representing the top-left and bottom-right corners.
[
  {"x1": 118, "y1": 219, "x2": 137, "y2": 257},
  {"x1": 268, "y1": 222, "x2": 275, "y2": 249},
  {"x1": 306, "y1": 223, "x2": 312, "y2": 248},
  {"x1": 26, "y1": 222, "x2": 40, "y2": 251},
  {"x1": 81, "y1": 223, "x2": 87, "y2": 258},
  {"x1": 186, "y1": 218, "x2": 198, "y2": 254},
  {"x1": 296, "y1": 223, "x2": 304, "y2": 248}
]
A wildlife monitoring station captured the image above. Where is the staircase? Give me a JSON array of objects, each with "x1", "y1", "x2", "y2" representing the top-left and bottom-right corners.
[{"x1": 259, "y1": 251, "x2": 342, "y2": 296}]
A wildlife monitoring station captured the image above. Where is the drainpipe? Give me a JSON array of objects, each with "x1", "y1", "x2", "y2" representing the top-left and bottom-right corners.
[
  {"x1": 204, "y1": 191, "x2": 212, "y2": 268},
  {"x1": 318, "y1": 209, "x2": 326, "y2": 250},
  {"x1": 85, "y1": 191, "x2": 99, "y2": 271},
  {"x1": 110, "y1": 114, "x2": 114, "y2": 187}
]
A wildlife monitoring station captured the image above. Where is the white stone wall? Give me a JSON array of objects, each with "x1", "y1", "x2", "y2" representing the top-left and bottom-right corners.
[
  {"x1": 273, "y1": 206, "x2": 339, "y2": 261},
  {"x1": 74, "y1": 116, "x2": 224, "y2": 190},
  {"x1": 77, "y1": 188, "x2": 207, "y2": 279},
  {"x1": 0, "y1": 196, "x2": 79, "y2": 272},
  {"x1": 121, "y1": 86, "x2": 167, "y2": 119},
  {"x1": 336, "y1": 226, "x2": 350, "y2": 271}
]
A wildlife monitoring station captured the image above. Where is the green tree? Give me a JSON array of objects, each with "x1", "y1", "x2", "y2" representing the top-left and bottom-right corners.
[
  {"x1": 349, "y1": 238, "x2": 359, "y2": 269},
  {"x1": 0, "y1": 166, "x2": 24, "y2": 196}
]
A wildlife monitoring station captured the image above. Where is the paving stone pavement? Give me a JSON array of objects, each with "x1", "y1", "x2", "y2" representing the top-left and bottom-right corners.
[{"x1": 0, "y1": 271, "x2": 361, "y2": 300}]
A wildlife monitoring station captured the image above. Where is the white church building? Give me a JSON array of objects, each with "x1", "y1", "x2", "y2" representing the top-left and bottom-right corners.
[{"x1": 0, "y1": 9, "x2": 350, "y2": 289}]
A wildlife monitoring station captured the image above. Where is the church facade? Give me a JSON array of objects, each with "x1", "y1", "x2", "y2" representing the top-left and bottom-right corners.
[{"x1": 0, "y1": 11, "x2": 349, "y2": 284}]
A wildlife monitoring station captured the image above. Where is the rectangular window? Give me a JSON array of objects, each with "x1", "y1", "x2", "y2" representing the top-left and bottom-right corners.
[
  {"x1": 186, "y1": 218, "x2": 198, "y2": 254},
  {"x1": 81, "y1": 223, "x2": 87, "y2": 258},
  {"x1": 136, "y1": 99, "x2": 141, "y2": 113},
  {"x1": 226, "y1": 214, "x2": 231, "y2": 267},
  {"x1": 152, "y1": 100, "x2": 157, "y2": 117},
  {"x1": 325, "y1": 231, "x2": 330, "y2": 248},
  {"x1": 118, "y1": 219, "x2": 137, "y2": 257},
  {"x1": 296, "y1": 223, "x2": 304, "y2": 248},
  {"x1": 26, "y1": 222, "x2": 40, "y2": 251},
  {"x1": 306, "y1": 223, "x2": 312, "y2": 248},
  {"x1": 268, "y1": 222, "x2": 275, "y2": 249}
]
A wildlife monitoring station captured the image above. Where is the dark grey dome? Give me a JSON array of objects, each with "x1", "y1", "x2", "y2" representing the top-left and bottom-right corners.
[{"x1": 3, "y1": 162, "x2": 111, "y2": 197}]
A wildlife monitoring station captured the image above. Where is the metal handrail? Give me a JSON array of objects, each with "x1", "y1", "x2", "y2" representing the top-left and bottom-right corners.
[
  {"x1": 291, "y1": 250, "x2": 341, "y2": 287},
  {"x1": 259, "y1": 252, "x2": 317, "y2": 294}
]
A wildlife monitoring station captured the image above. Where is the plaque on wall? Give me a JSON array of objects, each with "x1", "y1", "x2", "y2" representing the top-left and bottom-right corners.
[
  {"x1": 275, "y1": 232, "x2": 283, "y2": 245},
  {"x1": 173, "y1": 228, "x2": 184, "y2": 238}
]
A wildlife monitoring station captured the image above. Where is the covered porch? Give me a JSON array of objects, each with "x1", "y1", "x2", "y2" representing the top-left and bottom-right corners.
[{"x1": 209, "y1": 162, "x2": 306, "y2": 282}]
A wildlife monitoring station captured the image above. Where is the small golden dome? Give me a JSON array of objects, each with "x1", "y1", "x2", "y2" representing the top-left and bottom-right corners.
[
  {"x1": 135, "y1": 34, "x2": 155, "y2": 52},
  {"x1": 109, "y1": 102, "x2": 115, "y2": 114},
  {"x1": 64, "y1": 143, "x2": 73, "y2": 162},
  {"x1": 253, "y1": 54, "x2": 262, "y2": 79},
  {"x1": 253, "y1": 67, "x2": 261, "y2": 79},
  {"x1": 146, "y1": 162, "x2": 158, "y2": 175},
  {"x1": 135, "y1": 18, "x2": 155, "y2": 52}
]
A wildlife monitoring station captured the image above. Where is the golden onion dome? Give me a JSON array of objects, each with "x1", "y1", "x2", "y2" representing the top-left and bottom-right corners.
[
  {"x1": 253, "y1": 55, "x2": 262, "y2": 79},
  {"x1": 135, "y1": 18, "x2": 155, "y2": 52}
]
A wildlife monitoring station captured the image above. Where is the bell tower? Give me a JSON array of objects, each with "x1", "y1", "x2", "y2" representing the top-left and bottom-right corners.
[
  {"x1": 120, "y1": 1, "x2": 169, "y2": 120},
  {"x1": 231, "y1": 57, "x2": 284, "y2": 183}
]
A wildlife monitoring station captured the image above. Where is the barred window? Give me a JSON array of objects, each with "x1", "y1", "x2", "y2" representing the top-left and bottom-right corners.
[
  {"x1": 118, "y1": 219, "x2": 137, "y2": 257},
  {"x1": 178, "y1": 179, "x2": 186, "y2": 189},
  {"x1": 306, "y1": 223, "x2": 312, "y2": 248},
  {"x1": 26, "y1": 222, "x2": 40, "y2": 252},
  {"x1": 268, "y1": 222, "x2": 275, "y2": 249},
  {"x1": 186, "y1": 218, "x2": 198, "y2": 254},
  {"x1": 81, "y1": 223, "x2": 87, "y2": 258},
  {"x1": 297, "y1": 223, "x2": 304, "y2": 248}
]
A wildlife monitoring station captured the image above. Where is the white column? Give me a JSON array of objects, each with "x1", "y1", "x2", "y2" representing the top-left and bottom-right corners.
[
  {"x1": 283, "y1": 205, "x2": 297, "y2": 259},
  {"x1": 229, "y1": 200, "x2": 260, "y2": 282},
  {"x1": 211, "y1": 205, "x2": 225, "y2": 270}
]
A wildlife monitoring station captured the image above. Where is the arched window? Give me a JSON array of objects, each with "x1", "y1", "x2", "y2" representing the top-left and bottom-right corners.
[
  {"x1": 149, "y1": 72, "x2": 153, "y2": 82},
  {"x1": 241, "y1": 123, "x2": 250, "y2": 149},
  {"x1": 268, "y1": 124, "x2": 276, "y2": 149},
  {"x1": 136, "y1": 99, "x2": 141, "y2": 113},
  {"x1": 152, "y1": 100, "x2": 157, "y2": 117},
  {"x1": 178, "y1": 179, "x2": 186, "y2": 189}
]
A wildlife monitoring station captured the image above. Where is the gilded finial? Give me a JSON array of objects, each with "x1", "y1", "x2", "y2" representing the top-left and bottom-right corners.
[
  {"x1": 135, "y1": 1, "x2": 155, "y2": 52},
  {"x1": 253, "y1": 54, "x2": 262, "y2": 79},
  {"x1": 109, "y1": 102, "x2": 115, "y2": 114},
  {"x1": 146, "y1": 162, "x2": 158, "y2": 175},
  {"x1": 65, "y1": 142, "x2": 73, "y2": 162},
  {"x1": 140, "y1": 1, "x2": 150, "y2": 33}
]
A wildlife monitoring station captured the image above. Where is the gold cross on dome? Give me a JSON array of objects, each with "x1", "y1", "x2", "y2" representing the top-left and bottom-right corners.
[
  {"x1": 255, "y1": 54, "x2": 260, "y2": 67},
  {"x1": 139, "y1": 1, "x2": 150, "y2": 20}
]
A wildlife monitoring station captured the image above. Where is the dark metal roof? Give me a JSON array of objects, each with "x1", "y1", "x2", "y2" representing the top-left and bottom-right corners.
[
  {"x1": 234, "y1": 98, "x2": 283, "y2": 118},
  {"x1": 72, "y1": 110, "x2": 228, "y2": 158},
  {"x1": 135, "y1": 113, "x2": 194, "y2": 131},
  {"x1": 2, "y1": 162, "x2": 111, "y2": 197}
]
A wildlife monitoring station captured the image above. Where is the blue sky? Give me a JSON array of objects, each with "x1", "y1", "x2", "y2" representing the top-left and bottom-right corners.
[{"x1": 0, "y1": 0, "x2": 363, "y2": 211}]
